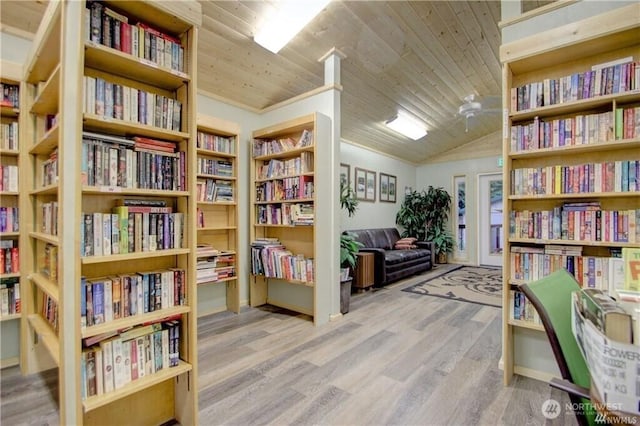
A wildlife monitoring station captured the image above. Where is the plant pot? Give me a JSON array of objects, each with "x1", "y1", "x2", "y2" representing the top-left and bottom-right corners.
[
  {"x1": 437, "y1": 252, "x2": 448, "y2": 264},
  {"x1": 340, "y1": 268, "x2": 350, "y2": 282},
  {"x1": 340, "y1": 279, "x2": 352, "y2": 314}
]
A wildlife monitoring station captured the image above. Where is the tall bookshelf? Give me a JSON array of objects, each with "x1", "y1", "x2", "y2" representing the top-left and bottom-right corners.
[
  {"x1": 501, "y1": 4, "x2": 640, "y2": 384},
  {"x1": 0, "y1": 60, "x2": 23, "y2": 369},
  {"x1": 250, "y1": 113, "x2": 332, "y2": 324},
  {"x1": 196, "y1": 114, "x2": 240, "y2": 315},
  {"x1": 21, "y1": 1, "x2": 201, "y2": 424}
]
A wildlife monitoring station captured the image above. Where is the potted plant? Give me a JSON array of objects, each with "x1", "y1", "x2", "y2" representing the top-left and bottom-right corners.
[
  {"x1": 423, "y1": 186, "x2": 455, "y2": 263},
  {"x1": 395, "y1": 190, "x2": 428, "y2": 241},
  {"x1": 339, "y1": 182, "x2": 361, "y2": 313}
]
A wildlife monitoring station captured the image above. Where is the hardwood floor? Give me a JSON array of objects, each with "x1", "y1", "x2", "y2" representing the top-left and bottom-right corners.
[{"x1": 1, "y1": 266, "x2": 578, "y2": 425}]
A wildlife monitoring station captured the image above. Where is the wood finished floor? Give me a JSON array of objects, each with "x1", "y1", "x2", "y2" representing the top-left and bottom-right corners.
[{"x1": 1, "y1": 265, "x2": 578, "y2": 425}]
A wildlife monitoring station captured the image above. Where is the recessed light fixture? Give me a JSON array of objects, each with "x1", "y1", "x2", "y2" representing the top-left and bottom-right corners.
[
  {"x1": 385, "y1": 113, "x2": 427, "y2": 140},
  {"x1": 254, "y1": 0, "x2": 331, "y2": 54}
]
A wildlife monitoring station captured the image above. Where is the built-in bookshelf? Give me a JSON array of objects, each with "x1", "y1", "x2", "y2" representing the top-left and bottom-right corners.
[
  {"x1": 501, "y1": 4, "x2": 640, "y2": 384},
  {"x1": 21, "y1": 1, "x2": 200, "y2": 424},
  {"x1": 196, "y1": 114, "x2": 239, "y2": 315},
  {"x1": 250, "y1": 113, "x2": 332, "y2": 324},
  {"x1": 0, "y1": 60, "x2": 22, "y2": 369}
]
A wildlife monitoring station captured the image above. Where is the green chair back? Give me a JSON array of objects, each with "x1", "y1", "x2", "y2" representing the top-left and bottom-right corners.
[{"x1": 521, "y1": 269, "x2": 595, "y2": 426}]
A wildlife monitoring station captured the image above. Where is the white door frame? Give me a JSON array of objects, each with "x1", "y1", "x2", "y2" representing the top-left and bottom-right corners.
[{"x1": 477, "y1": 172, "x2": 503, "y2": 267}]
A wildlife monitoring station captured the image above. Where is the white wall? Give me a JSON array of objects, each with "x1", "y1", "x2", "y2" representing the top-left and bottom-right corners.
[
  {"x1": 416, "y1": 155, "x2": 501, "y2": 266},
  {"x1": 340, "y1": 141, "x2": 416, "y2": 231}
]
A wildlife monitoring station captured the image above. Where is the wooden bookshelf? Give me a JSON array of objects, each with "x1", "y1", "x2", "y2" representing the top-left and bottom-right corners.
[
  {"x1": 501, "y1": 3, "x2": 640, "y2": 385},
  {"x1": 195, "y1": 114, "x2": 240, "y2": 315},
  {"x1": 250, "y1": 113, "x2": 332, "y2": 324},
  {"x1": 1, "y1": 60, "x2": 23, "y2": 369},
  {"x1": 21, "y1": 1, "x2": 201, "y2": 424}
]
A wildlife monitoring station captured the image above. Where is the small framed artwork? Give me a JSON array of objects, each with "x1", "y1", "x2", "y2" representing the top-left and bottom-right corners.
[
  {"x1": 379, "y1": 173, "x2": 390, "y2": 202},
  {"x1": 354, "y1": 167, "x2": 367, "y2": 200},
  {"x1": 388, "y1": 174, "x2": 397, "y2": 203},
  {"x1": 340, "y1": 163, "x2": 350, "y2": 187},
  {"x1": 365, "y1": 170, "x2": 376, "y2": 202}
]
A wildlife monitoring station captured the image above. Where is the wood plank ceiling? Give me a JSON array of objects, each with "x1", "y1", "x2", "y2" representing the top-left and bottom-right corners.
[{"x1": 1, "y1": 1, "x2": 505, "y2": 164}]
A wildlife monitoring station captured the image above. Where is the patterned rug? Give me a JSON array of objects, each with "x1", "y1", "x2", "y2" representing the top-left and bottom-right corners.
[{"x1": 402, "y1": 265, "x2": 502, "y2": 308}]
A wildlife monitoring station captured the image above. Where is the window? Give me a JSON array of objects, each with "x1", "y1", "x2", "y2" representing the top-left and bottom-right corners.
[{"x1": 453, "y1": 176, "x2": 466, "y2": 259}]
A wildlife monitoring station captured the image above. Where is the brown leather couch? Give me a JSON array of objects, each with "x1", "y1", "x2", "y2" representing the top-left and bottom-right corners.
[{"x1": 346, "y1": 228, "x2": 434, "y2": 286}]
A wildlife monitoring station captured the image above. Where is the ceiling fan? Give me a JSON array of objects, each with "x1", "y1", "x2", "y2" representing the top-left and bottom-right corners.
[{"x1": 456, "y1": 94, "x2": 501, "y2": 132}]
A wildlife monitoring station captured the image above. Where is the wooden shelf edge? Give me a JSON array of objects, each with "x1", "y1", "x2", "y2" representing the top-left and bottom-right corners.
[
  {"x1": 255, "y1": 172, "x2": 314, "y2": 183},
  {"x1": 30, "y1": 183, "x2": 58, "y2": 195},
  {"x1": 197, "y1": 276, "x2": 237, "y2": 286},
  {"x1": 82, "y1": 186, "x2": 189, "y2": 196},
  {"x1": 83, "y1": 114, "x2": 189, "y2": 142},
  {"x1": 31, "y1": 123, "x2": 60, "y2": 155},
  {"x1": 29, "y1": 232, "x2": 59, "y2": 246},
  {"x1": 253, "y1": 145, "x2": 315, "y2": 161},
  {"x1": 197, "y1": 226, "x2": 237, "y2": 232},
  {"x1": 509, "y1": 138, "x2": 640, "y2": 158},
  {"x1": 29, "y1": 272, "x2": 59, "y2": 303},
  {"x1": 0, "y1": 232, "x2": 20, "y2": 238},
  {"x1": 196, "y1": 147, "x2": 236, "y2": 158},
  {"x1": 509, "y1": 318, "x2": 545, "y2": 332},
  {"x1": 81, "y1": 248, "x2": 190, "y2": 264},
  {"x1": 196, "y1": 173, "x2": 236, "y2": 180},
  {"x1": 0, "y1": 149, "x2": 19, "y2": 156},
  {"x1": 82, "y1": 361, "x2": 192, "y2": 413},
  {"x1": 0, "y1": 272, "x2": 20, "y2": 279},
  {"x1": 509, "y1": 191, "x2": 639, "y2": 200},
  {"x1": 0, "y1": 313, "x2": 21, "y2": 322},
  {"x1": 81, "y1": 305, "x2": 191, "y2": 339},
  {"x1": 27, "y1": 314, "x2": 60, "y2": 365}
]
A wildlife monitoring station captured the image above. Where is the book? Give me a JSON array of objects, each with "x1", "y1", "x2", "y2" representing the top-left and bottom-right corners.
[
  {"x1": 579, "y1": 288, "x2": 633, "y2": 343},
  {"x1": 622, "y1": 247, "x2": 640, "y2": 291}
]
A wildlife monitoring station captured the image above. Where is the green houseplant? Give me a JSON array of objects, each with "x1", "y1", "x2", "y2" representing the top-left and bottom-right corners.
[
  {"x1": 339, "y1": 182, "x2": 361, "y2": 313},
  {"x1": 424, "y1": 186, "x2": 455, "y2": 263},
  {"x1": 396, "y1": 186, "x2": 455, "y2": 263}
]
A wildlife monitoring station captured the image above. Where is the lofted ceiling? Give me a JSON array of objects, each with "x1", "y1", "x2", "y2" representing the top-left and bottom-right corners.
[{"x1": 1, "y1": 0, "x2": 508, "y2": 164}]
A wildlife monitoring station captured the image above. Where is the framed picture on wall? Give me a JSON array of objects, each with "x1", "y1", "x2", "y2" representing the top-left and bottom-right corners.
[
  {"x1": 340, "y1": 163, "x2": 350, "y2": 188},
  {"x1": 388, "y1": 174, "x2": 397, "y2": 203},
  {"x1": 379, "y1": 173, "x2": 389, "y2": 202},
  {"x1": 365, "y1": 170, "x2": 376, "y2": 201},
  {"x1": 380, "y1": 173, "x2": 396, "y2": 203},
  {"x1": 354, "y1": 167, "x2": 367, "y2": 200}
]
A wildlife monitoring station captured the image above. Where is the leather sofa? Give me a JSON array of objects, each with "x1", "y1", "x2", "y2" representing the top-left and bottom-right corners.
[{"x1": 346, "y1": 228, "x2": 434, "y2": 286}]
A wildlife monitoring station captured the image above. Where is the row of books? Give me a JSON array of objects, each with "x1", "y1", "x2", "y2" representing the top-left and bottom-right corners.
[
  {"x1": 196, "y1": 157, "x2": 233, "y2": 177},
  {"x1": 510, "y1": 207, "x2": 640, "y2": 243},
  {"x1": 616, "y1": 106, "x2": 640, "y2": 141},
  {"x1": 81, "y1": 209, "x2": 184, "y2": 257},
  {"x1": 252, "y1": 129, "x2": 314, "y2": 157},
  {"x1": 197, "y1": 132, "x2": 235, "y2": 154},
  {"x1": 0, "y1": 165, "x2": 18, "y2": 192},
  {"x1": 196, "y1": 254, "x2": 235, "y2": 284},
  {"x1": 0, "y1": 207, "x2": 19, "y2": 233},
  {"x1": 510, "y1": 111, "x2": 614, "y2": 152},
  {"x1": 510, "y1": 60, "x2": 639, "y2": 112},
  {"x1": 0, "y1": 278, "x2": 20, "y2": 317},
  {"x1": 255, "y1": 176, "x2": 314, "y2": 202},
  {"x1": 256, "y1": 153, "x2": 314, "y2": 179},
  {"x1": 0, "y1": 83, "x2": 19, "y2": 108},
  {"x1": 81, "y1": 269, "x2": 186, "y2": 327},
  {"x1": 0, "y1": 246, "x2": 19, "y2": 275},
  {"x1": 41, "y1": 148, "x2": 58, "y2": 187},
  {"x1": 82, "y1": 133, "x2": 185, "y2": 191},
  {"x1": 256, "y1": 203, "x2": 314, "y2": 226},
  {"x1": 42, "y1": 244, "x2": 57, "y2": 281},
  {"x1": 81, "y1": 319, "x2": 181, "y2": 400},
  {"x1": 42, "y1": 293, "x2": 58, "y2": 332},
  {"x1": 510, "y1": 245, "x2": 625, "y2": 291},
  {"x1": 196, "y1": 179, "x2": 234, "y2": 203},
  {"x1": 1, "y1": 122, "x2": 18, "y2": 150},
  {"x1": 509, "y1": 290, "x2": 542, "y2": 325},
  {"x1": 83, "y1": 76, "x2": 182, "y2": 132},
  {"x1": 511, "y1": 160, "x2": 640, "y2": 195},
  {"x1": 41, "y1": 201, "x2": 58, "y2": 236},
  {"x1": 250, "y1": 239, "x2": 314, "y2": 283},
  {"x1": 86, "y1": 2, "x2": 185, "y2": 73}
]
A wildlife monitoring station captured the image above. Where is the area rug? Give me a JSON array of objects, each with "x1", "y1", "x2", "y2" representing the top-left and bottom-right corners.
[{"x1": 402, "y1": 265, "x2": 502, "y2": 308}]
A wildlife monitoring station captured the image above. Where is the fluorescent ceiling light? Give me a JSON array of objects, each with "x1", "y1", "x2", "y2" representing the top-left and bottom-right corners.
[
  {"x1": 254, "y1": 0, "x2": 331, "y2": 54},
  {"x1": 386, "y1": 113, "x2": 427, "y2": 140}
]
